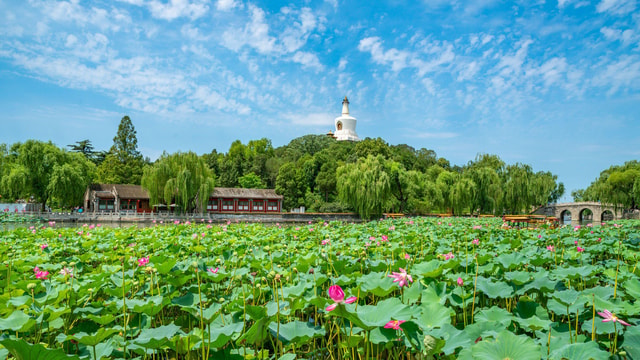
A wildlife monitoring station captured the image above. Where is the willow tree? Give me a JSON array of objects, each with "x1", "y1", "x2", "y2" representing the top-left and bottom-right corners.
[
  {"x1": 450, "y1": 176, "x2": 476, "y2": 216},
  {"x1": 337, "y1": 155, "x2": 391, "y2": 220},
  {"x1": 141, "y1": 152, "x2": 215, "y2": 213},
  {"x1": 48, "y1": 152, "x2": 96, "y2": 208},
  {"x1": 0, "y1": 140, "x2": 63, "y2": 211}
]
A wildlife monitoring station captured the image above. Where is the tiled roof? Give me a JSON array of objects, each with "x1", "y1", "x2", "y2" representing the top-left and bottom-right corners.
[{"x1": 210, "y1": 187, "x2": 283, "y2": 200}]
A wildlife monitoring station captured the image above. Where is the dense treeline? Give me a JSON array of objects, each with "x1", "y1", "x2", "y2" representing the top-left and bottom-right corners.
[
  {"x1": 572, "y1": 160, "x2": 640, "y2": 210},
  {"x1": 0, "y1": 116, "x2": 566, "y2": 218}
]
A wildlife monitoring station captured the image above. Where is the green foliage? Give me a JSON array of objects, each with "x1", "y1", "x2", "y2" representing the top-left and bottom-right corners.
[
  {"x1": 275, "y1": 162, "x2": 306, "y2": 210},
  {"x1": 0, "y1": 140, "x2": 93, "y2": 210},
  {"x1": 0, "y1": 217, "x2": 638, "y2": 358},
  {"x1": 573, "y1": 160, "x2": 640, "y2": 209},
  {"x1": 48, "y1": 153, "x2": 96, "y2": 208},
  {"x1": 337, "y1": 155, "x2": 391, "y2": 219},
  {"x1": 96, "y1": 116, "x2": 145, "y2": 185},
  {"x1": 141, "y1": 151, "x2": 215, "y2": 213},
  {"x1": 238, "y1": 172, "x2": 266, "y2": 189}
]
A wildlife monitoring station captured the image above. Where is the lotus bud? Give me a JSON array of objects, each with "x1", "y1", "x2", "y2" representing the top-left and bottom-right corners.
[
  {"x1": 216, "y1": 258, "x2": 221, "y2": 264},
  {"x1": 219, "y1": 297, "x2": 225, "y2": 302},
  {"x1": 27, "y1": 283, "x2": 36, "y2": 290},
  {"x1": 191, "y1": 261, "x2": 198, "y2": 268},
  {"x1": 256, "y1": 283, "x2": 261, "y2": 288},
  {"x1": 293, "y1": 267, "x2": 298, "y2": 273}
]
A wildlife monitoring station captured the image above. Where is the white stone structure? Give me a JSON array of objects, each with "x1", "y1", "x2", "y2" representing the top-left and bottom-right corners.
[{"x1": 333, "y1": 96, "x2": 360, "y2": 141}]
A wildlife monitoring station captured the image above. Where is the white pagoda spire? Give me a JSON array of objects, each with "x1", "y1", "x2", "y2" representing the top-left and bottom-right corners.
[
  {"x1": 342, "y1": 96, "x2": 350, "y2": 115},
  {"x1": 334, "y1": 96, "x2": 360, "y2": 141}
]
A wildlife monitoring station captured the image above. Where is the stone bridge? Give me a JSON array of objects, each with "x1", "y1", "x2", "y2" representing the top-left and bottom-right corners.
[{"x1": 532, "y1": 201, "x2": 623, "y2": 225}]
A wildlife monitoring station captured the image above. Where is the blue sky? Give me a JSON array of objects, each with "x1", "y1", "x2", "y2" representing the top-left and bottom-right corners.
[{"x1": 1, "y1": 0, "x2": 639, "y2": 200}]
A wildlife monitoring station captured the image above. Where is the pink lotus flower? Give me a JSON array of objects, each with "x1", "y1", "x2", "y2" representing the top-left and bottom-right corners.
[
  {"x1": 597, "y1": 238, "x2": 601, "y2": 242},
  {"x1": 574, "y1": 240, "x2": 579, "y2": 245},
  {"x1": 137, "y1": 256, "x2": 150, "y2": 267},
  {"x1": 404, "y1": 253, "x2": 410, "y2": 260},
  {"x1": 369, "y1": 236, "x2": 376, "y2": 241},
  {"x1": 598, "y1": 310, "x2": 632, "y2": 326},
  {"x1": 577, "y1": 246, "x2": 584, "y2": 252},
  {"x1": 35, "y1": 270, "x2": 49, "y2": 280},
  {"x1": 389, "y1": 226, "x2": 395, "y2": 231},
  {"x1": 457, "y1": 277, "x2": 463, "y2": 286},
  {"x1": 473, "y1": 225, "x2": 482, "y2": 229},
  {"x1": 321, "y1": 239, "x2": 330, "y2": 245},
  {"x1": 538, "y1": 234, "x2": 542, "y2": 239},
  {"x1": 208, "y1": 267, "x2": 219, "y2": 274},
  {"x1": 547, "y1": 245, "x2": 554, "y2": 252},
  {"x1": 40, "y1": 244, "x2": 48, "y2": 250},
  {"x1": 59, "y1": 267, "x2": 73, "y2": 277},
  {"x1": 381, "y1": 235, "x2": 388, "y2": 242},
  {"x1": 325, "y1": 285, "x2": 357, "y2": 311},
  {"x1": 472, "y1": 239, "x2": 479, "y2": 245},
  {"x1": 384, "y1": 320, "x2": 406, "y2": 330},
  {"x1": 388, "y1": 268, "x2": 413, "y2": 288},
  {"x1": 33, "y1": 266, "x2": 40, "y2": 273},
  {"x1": 442, "y1": 252, "x2": 455, "y2": 260}
]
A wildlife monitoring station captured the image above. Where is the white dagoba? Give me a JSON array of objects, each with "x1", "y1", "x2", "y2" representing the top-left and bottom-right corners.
[{"x1": 333, "y1": 96, "x2": 360, "y2": 141}]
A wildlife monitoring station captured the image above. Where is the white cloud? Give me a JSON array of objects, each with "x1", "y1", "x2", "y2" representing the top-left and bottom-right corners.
[
  {"x1": 495, "y1": 38, "x2": 533, "y2": 77},
  {"x1": 601, "y1": 26, "x2": 636, "y2": 44},
  {"x1": 38, "y1": 0, "x2": 132, "y2": 31},
  {"x1": 596, "y1": 0, "x2": 636, "y2": 15},
  {"x1": 192, "y1": 85, "x2": 251, "y2": 114},
  {"x1": 146, "y1": 0, "x2": 209, "y2": 20},
  {"x1": 283, "y1": 112, "x2": 334, "y2": 126},
  {"x1": 338, "y1": 58, "x2": 347, "y2": 71},
  {"x1": 593, "y1": 55, "x2": 640, "y2": 94},
  {"x1": 358, "y1": 37, "x2": 410, "y2": 71},
  {"x1": 222, "y1": 5, "x2": 276, "y2": 54},
  {"x1": 216, "y1": 0, "x2": 237, "y2": 11},
  {"x1": 280, "y1": 7, "x2": 318, "y2": 53},
  {"x1": 291, "y1": 51, "x2": 323, "y2": 70},
  {"x1": 359, "y1": 37, "x2": 455, "y2": 76}
]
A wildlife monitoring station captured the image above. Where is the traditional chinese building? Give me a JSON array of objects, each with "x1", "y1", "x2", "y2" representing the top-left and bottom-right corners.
[
  {"x1": 206, "y1": 188, "x2": 283, "y2": 213},
  {"x1": 84, "y1": 184, "x2": 152, "y2": 213}
]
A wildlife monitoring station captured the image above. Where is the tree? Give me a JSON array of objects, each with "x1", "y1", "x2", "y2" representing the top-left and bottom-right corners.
[
  {"x1": 96, "y1": 116, "x2": 145, "y2": 184},
  {"x1": 337, "y1": 155, "x2": 391, "y2": 219},
  {"x1": 316, "y1": 162, "x2": 338, "y2": 202},
  {"x1": 354, "y1": 137, "x2": 391, "y2": 160},
  {"x1": 450, "y1": 176, "x2": 476, "y2": 215},
  {"x1": 502, "y1": 164, "x2": 534, "y2": 214},
  {"x1": 0, "y1": 140, "x2": 63, "y2": 210},
  {"x1": 435, "y1": 170, "x2": 456, "y2": 213},
  {"x1": 275, "y1": 162, "x2": 306, "y2": 210},
  {"x1": 0, "y1": 140, "x2": 95, "y2": 210},
  {"x1": 68, "y1": 140, "x2": 95, "y2": 158},
  {"x1": 141, "y1": 152, "x2": 215, "y2": 213},
  {"x1": 238, "y1": 172, "x2": 266, "y2": 189},
  {"x1": 48, "y1": 153, "x2": 96, "y2": 208},
  {"x1": 111, "y1": 116, "x2": 141, "y2": 160}
]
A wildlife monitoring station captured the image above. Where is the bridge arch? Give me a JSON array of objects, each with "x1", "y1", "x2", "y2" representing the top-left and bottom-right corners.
[
  {"x1": 560, "y1": 210, "x2": 572, "y2": 225},
  {"x1": 579, "y1": 208, "x2": 593, "y2": 223},
  {"x1": 601, "y1": 210, "x2": 614, "y2": 222}
]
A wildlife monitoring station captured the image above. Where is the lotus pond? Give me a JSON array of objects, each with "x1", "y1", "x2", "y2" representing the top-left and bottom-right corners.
[{"x1": 0, "y1": 218, "x2": 639, "y2": 359}]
